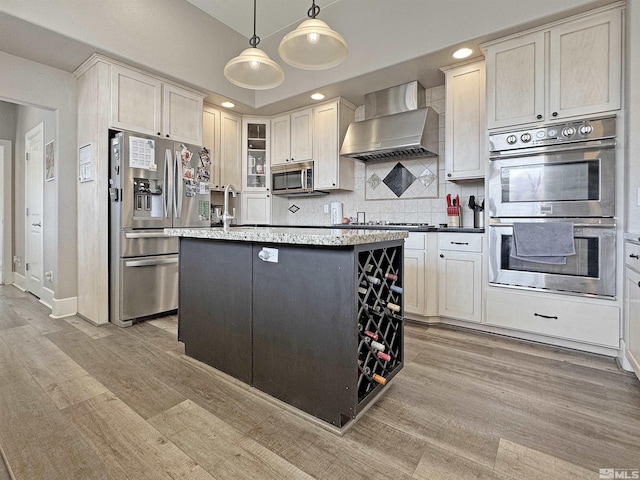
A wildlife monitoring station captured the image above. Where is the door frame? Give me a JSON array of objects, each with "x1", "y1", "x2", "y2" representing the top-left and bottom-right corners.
[
  {"x1": 0, "y1": 139, "x2": 12, "y2": 285},
  {"x1": 24, "y1": 122, "x2": 44, "y2": 298}
]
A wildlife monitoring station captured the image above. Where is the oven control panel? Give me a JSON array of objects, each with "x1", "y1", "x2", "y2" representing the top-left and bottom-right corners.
[{"x1": 489, "y1": 116, "x2": 616, "y2": 152}]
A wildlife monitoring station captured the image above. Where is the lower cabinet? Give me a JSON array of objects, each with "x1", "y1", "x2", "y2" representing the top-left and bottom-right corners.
[
  {"x1": 438, "y1": 233, "x2": 483, "y2": 322},
  {"x1": 486, "y1": 288, "x2": 619, "y2": 348},
  {"x1": 625, "y1": 240, "x2": 640, "y2": 376},
  {"x1": 404, "y1": 232, "x2": 438, "y2": 317},
  {"x1": 241, "y1": 192, "x2": 271, "y2": 224}
]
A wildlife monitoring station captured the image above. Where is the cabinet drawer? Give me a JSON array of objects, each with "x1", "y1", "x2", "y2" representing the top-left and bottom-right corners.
[
  {"x1": 439, "y1": 233, "x2": 483, "y2": 252},
  {"x1": 625, "y1": 241, "x2": 640, "y2": 271},
  {"x1": 485, "y1": 289, "x2": 619, "y2": 348},
  {"x1": 405, "y1": 232, "x2": 426, "y2": 250}
]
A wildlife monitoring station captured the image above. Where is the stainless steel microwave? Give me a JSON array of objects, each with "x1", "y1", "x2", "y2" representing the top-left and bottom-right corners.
[{"x1": 272, "y1": 161, "x2": 325, "y2": 196}]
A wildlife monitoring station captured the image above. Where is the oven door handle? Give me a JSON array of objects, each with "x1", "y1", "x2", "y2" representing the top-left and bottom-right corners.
[
  {"x1": 489, "y1": 138, "x2": 616, "y2": 159},
  {"x1": 534, "y1": 312, "x2": 558, "y2": 320},
  {"x1": 489, "y1": 219, "x2": 616, "y2": 228}
]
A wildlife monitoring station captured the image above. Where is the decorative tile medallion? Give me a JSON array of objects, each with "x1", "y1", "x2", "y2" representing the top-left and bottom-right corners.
[
  {"x1": 365, "y1": 157, "x2": 438, "y2": 199},
  {"x1": 288, "y1": 204, "x2": 300, "y2": 214}
]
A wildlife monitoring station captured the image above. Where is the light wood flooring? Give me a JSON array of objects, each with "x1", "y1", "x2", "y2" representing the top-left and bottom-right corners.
[{"x1": 1, "y1": 284, "x2": 639, "y2": 479}]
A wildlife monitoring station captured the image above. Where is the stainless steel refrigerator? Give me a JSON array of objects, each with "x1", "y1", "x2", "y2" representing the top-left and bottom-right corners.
[{"x1": 109, "y1": 130, "x2": 211, "y2": 326}]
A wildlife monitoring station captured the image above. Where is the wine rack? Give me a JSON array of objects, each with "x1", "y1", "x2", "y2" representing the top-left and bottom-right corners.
[{"x1": 356, "y1": 245, "x2": 403, "y2": 404}]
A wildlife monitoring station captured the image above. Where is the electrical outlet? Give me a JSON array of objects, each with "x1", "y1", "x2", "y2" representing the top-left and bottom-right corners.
[{"x1": 324, "y1": 204, "x2": 329, "y2": 213}]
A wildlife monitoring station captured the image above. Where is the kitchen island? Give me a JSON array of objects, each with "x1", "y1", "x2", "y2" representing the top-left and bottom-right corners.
[{"x1": 165, "y1": 226, "x2": 407, "y2": 429}]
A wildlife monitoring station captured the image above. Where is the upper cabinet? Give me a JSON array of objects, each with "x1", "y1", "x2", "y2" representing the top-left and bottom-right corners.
[
  {"x1": 202, "y1": 105, "x2": 242, "y2": 191},
  {"x1": 483, "y1": 5, "x2": 622, "y2": 129},
  {"x1": 111, "y1": 64, "x2": 204, "y2": 144},
  {"x1": 313, "y1": 100, "x2": 356, "y2": 191},
  {"x1": 441, "y1": 59, "x2": 486, "y2": 180},
  {"x1": 271, "y1": 108, "x2": 313, "y2": 166},
  {"x1": 242, "y1": 117, "x2": 270, "y2": 192}
]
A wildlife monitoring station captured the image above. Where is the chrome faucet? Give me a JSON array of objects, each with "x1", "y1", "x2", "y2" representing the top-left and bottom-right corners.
[{"x1": 220, "y1": 184, "x2": 237, "y2": 230}]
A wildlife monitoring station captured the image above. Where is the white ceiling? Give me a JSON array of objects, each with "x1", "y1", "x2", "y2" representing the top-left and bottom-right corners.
[
  {"x1": 0, "y1": 0, "x2": 618, "y2": 116},
  {"x1": 186, "y1": 0, "x2": 342, "y2": 39}
]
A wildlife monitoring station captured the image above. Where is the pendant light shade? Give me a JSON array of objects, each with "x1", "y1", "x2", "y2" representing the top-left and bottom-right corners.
[
  {"x1": 279, "y1": 2, "x2": 348, "y2": 70},
  {"x1": 224, "y1": 48, "x2": 284, "y2": 90},
  {"x1": 223, "y1": 0, "x2": 284, "y2": 90}
]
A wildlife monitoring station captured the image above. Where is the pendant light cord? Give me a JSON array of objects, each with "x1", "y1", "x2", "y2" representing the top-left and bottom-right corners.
[
  {"x1": 249, "y1": 0, "x2": 260, "y2": 47},
  {"x1": 308, "y1": 0, "x2": 320, "y2": 19}
]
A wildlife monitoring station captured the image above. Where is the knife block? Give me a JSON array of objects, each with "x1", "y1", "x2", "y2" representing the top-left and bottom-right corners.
[{"x1": 447, "y1": 206, "x2": 461, "y2": 227}]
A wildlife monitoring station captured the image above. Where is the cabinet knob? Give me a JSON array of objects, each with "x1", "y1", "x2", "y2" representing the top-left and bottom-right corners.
[
  {"x1": 157, "y1": 132, "x2": 161, "y2": 136},
  {"x1": 536, "y1": 114, "x2": 543, "y2": 120},
  {"x1": 166, "y1": 134, "x2": 170, "y2": 138},
  {"x1": 630, "y1": 254, "x2": 639, "y2": 259},
  {"x1": 447, "y1": 173, "x2": 452, "y2": 177},
  {"x1": 552, "y1": 112, "x2": 558, "y2": 117},
  {"x1": 332, "y1": 183, "x2": 336, "y2": 186},
  {"x1": 291, "y1": 157, "x2": 294, "y2": 162},
  {"x1": 637, "y1": 281, "x2": 640, "y2": 288},
  {"x1": 439, "y1": 254, "x2": 444, "y2": 258},
  {"x1": 267, "y1": 194, "x2": 270, "y2": 198}
]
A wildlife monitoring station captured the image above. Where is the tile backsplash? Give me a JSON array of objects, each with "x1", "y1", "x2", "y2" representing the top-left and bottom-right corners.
[{"x1": 275, "y1": 84, "x2": 485, "y2": 228}]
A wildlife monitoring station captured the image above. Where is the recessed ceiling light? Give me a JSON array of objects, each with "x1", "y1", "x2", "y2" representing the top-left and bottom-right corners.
[
  {"x1": 311, "y1": 93, "x2": 325, "y2": 100},
  {"x1": 453, "y1": 47, "x2": 473, "y2": 59},
  {"x1": 221, "y1": 101, "x2": 235, "y2": 108}
]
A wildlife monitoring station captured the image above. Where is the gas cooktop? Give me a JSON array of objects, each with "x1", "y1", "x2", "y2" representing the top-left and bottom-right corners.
[{"x1": 352, "y1": 222, "x2": 432, "y2": 228}]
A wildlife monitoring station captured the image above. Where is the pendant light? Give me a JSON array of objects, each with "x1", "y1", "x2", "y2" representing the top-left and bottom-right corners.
[
  {"x1": 278, "y1": 0, "x2": 348, "y2": 70},
  {"x1": 224, "y1": 0, "x2": 284, "y2": 90}
]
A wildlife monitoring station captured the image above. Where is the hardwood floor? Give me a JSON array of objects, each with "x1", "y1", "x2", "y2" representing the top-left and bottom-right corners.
[{"x1": 0, "y1": 284, "x2": 639, "y2": 479}]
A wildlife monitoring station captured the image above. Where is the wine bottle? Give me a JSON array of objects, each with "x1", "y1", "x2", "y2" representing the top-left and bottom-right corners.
[
  {"x1": 372, "y1": 373, "x2": 387, "y2": 385},
  {"x1": 367, "y1": 275, "x2": 381, "y2": 285},
  {"x1": 377, "y1": 351, "x2": 391, "y2": 362},
  {"x1": 365, "y1": 264, "x2": 374, "y2": 273},
  {"x1": 364, "y1": 330, "x2": 378, "y2": 341},
  {"x1": 384, "y1": 273, "x2": 398, "y2": 281},
  {"x1": 370, "y1": 340, "x2": 385, "y2": 352},
  {"x1": 390, "y1": 285, "x2": 403, "y2": 294},
  {"x1": 357, "y1": 287, "x2": 367, "y2": 295},
  {"x1": 385, "y1": 302, "x2": 401, "y2": 313}
]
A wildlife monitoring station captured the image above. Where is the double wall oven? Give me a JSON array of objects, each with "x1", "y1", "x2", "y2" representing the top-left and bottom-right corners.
[{"x1": 488, "y1": 116, "x2": 617, "y2": 298}]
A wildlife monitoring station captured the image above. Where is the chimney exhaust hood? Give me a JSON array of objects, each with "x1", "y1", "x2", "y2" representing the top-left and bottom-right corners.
[{"x1": 340, "y1": 81, "x2": 439, "y2": 161}]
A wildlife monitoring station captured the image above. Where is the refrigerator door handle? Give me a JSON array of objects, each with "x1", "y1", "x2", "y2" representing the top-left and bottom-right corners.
[
  {"x1": 124, "y1": 257, "x2": 178, "y2": 267},
  {"x1": 124, "y1": 232, "x2": 171, "y2": 239},
  {"x1": 174, "y1": 151, "x2": 183, "y2": 218},
  {"x1": 164, "y1": 149, "x2": 171, "y2": 218}
]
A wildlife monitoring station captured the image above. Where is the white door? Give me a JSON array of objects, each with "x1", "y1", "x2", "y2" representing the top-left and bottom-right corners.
[{"x1": 25, "y1": 123, "x2": 44, "y2": 298}]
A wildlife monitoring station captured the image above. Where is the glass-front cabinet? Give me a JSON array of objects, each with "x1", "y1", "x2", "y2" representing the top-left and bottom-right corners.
[{"x1": 242, "y1": 117, "x2": 270, "y2": 191}]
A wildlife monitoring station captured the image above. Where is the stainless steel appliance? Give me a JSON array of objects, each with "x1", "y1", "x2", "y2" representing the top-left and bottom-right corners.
[
  {"x1": 109, "y1": 130, "x2": 210, "y2": 326},
  {"x1": 340, "y1": 81, "x2": 439, "y2": 161},
  {"x1": 488, "y1": 116, "x2": 616, "y2": 218},
  {"x1": 271, "y1": 161, "x2": 326, "y2": 196},
  {"x1": 489, "y1": 217, "x2": 616, "y2": 297},
  {"x1": 487, "y1": 116, "x2": 617, "y2": 298}
]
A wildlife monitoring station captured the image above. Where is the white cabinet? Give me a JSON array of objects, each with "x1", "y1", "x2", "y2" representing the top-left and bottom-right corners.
[
  {"x1": 483, "y1": 6, "x2": 622, "y2": 129},
  {"x1": 403, "y1": 232, "x2": 438, "y2": 318},
  {"x1": 441, "y1": 60, "x2": 486, "y2": 180},
  {"x1": 241, "y1": 192, "x2": 271, "y2": 224},
  {"x1": 624, "y1": 240, "x2": 640, "y2": 377},
  {"x1": 242, "y1": 117, "x2": 270, "y2": 192},
  {"x1": 486, "y1": 288, "x2": 619, "y2": 348},
  {"x1": 271, "y1": 108, "x2": 313, "y2": 166},
  {"x1": 202, "y1": 106, "x2": 242, "y2": 192},
  {"x1": 111, "y1": 64, "x2": 203, "y2": 144},
  {"x1": 313, "y1": 100, "x2": 356, "y2": 191},
  {"x1": 438, "y1": 233, "x2": 483, "y2": 322}
]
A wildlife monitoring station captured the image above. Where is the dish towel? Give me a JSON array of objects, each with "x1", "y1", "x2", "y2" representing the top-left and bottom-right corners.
[{"x1": 510, "y1": 222, "x2": 576, "y2": 265}]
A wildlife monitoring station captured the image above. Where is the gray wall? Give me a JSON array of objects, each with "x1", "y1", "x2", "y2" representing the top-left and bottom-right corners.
[
  {"x1": 0, "y1": 51, "x2": 77, "y2": 301},
  {"x1": 626, "y1": 0, "x2": 640, "y2": 234}
]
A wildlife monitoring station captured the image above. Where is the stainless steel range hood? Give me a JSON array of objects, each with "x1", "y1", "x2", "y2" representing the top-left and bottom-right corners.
[{"x1": 340, "y1": 81, "x2": 439, "y2": 161}]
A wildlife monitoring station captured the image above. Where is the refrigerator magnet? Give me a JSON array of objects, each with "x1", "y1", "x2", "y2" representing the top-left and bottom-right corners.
[
  {"x1": 196, "y1": 166, "x2": 210, "y2": 182},
  {"x1": 183, "y1": 167, "x2": 194, "y2": 180}
]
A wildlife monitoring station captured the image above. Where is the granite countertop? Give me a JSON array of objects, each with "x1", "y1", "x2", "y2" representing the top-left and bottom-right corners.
[
  {"x1": 240, "y1": 224, "x2": 485, "y2": 234},
  {"x1": 165, "y1": 226, "x2": 408, "y2": 246}
]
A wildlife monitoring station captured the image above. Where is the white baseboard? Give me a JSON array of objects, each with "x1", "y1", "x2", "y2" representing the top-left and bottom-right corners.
[
  {"x1": 12, "y1": 272, "x2": 25, "y2": 291},
  {"x1": 40, "y1": 286, "x2": 54, "y2": 309},
  {"x1": 49, "y1": 295, "x2": 78, "y2": 319}
]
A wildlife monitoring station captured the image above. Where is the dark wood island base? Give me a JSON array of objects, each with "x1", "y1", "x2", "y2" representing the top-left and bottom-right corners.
[{"x1": 169, "y1": 227, "x2": 407, "y2": 430}]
